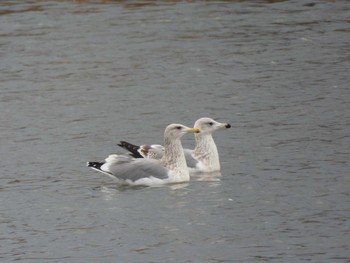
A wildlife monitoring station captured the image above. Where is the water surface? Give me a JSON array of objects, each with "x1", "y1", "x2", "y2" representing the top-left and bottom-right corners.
[{"x1": 0, "y1": 0, "x2": 349, "y2": 262}]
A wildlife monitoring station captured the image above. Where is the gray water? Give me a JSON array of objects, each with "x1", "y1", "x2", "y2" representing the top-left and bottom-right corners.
[{"x1": 1, "y1": 0, "x2": 349, "y2": 262}]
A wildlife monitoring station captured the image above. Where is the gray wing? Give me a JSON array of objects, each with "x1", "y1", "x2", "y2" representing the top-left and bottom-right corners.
[
  {"x1": 101, "y1": 155, "x2": 169, "y2": 182},
  {"x1": 183, "y1": 149, "x2": 199, "y2": 168}
]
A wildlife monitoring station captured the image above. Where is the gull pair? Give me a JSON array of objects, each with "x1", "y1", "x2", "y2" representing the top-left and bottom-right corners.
[{"x1": 87, "y1": 117, "x2": 231, "y2": 186}]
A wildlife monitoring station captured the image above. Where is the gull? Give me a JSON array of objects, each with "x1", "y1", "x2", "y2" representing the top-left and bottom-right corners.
[
  {"x1": 87, "y1": 124, "x2": 200, "y2": 186},
  {"x1": 118, "y1": 117, "x2": 231, "y2": 173}
]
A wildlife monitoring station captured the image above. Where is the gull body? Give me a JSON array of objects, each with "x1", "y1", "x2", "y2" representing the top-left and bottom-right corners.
[
  {"x1": 118, "y1": 117, "x2": 231, "y2": 173},
  {"x1": 87, "y1": 124, "x2": 200, "y2": 186}
]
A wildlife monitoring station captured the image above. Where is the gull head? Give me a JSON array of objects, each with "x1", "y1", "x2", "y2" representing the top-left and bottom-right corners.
[
  {"x1": 194, "y1": 117, "x2": 231, "y2": 134},
  {"x1": 164, "y1": 124, "x2": 200, "y2": 139}
]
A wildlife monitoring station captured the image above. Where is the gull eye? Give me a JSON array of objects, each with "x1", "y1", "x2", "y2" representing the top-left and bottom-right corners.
[
  {"x1": 176, "y1": 126, "x2": 182, "y2": 130},
  {"x1": 208, "y1": 122, "x2": 214, "y2": 126}
]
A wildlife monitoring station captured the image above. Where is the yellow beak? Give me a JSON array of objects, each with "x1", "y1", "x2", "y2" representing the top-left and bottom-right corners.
[{"x1": 186, "y1": 128, "x2": 201, "y2": 133}]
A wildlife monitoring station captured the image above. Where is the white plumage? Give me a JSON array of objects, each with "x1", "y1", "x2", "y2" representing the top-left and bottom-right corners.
[
  {"x1": 118, "y1": 117, "x2": 231, "y2": 173},
  {"x1": 87, "y1": 124, "x2": 200, "y2": 186}
]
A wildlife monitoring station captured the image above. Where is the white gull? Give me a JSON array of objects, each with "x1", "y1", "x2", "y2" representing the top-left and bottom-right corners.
[
  {"x1": 87, "y1": 124, "x2": 200, "y2": 186},
  {"x1": 118, "y1": 117, "x2": 231, "y2": 173}
]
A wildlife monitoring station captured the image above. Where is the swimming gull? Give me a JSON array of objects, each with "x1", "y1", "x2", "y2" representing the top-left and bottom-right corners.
[
  {"x1": 118, "y1": 117, "x2": 231, "y2": 173},
  {"x1": 87, "y1": 124, "x2": 200, "y2": 186}
]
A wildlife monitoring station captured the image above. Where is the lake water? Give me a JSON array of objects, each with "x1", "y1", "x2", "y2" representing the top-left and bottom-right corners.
[{"x1": 1, "y1": 0, "x2": 349, "y2": 262}]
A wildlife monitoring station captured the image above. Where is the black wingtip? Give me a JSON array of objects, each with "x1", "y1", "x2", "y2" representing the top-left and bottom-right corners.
[
  {"x1": 118, "y1": 141, "x2": 138, "y2": 148},
  {"x1": 87, "y1": 162, "x2": 104, "y2": 170},
  {"x1": 117, "y1": 141, "x2": 143, "y2": 158}
]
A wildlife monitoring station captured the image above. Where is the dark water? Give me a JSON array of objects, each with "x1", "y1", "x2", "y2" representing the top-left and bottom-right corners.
[{"x1": 1, "y1": 0, "x2": 349, "y2": 262}]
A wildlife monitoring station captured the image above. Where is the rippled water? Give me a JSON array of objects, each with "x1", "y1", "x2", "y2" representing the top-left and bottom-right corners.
[{"x1": 1, "y1": 0, "x2": 349, "y2": 262}]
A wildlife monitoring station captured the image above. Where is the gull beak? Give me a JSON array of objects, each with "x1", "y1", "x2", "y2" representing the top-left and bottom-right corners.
[
  {"x1": 220, "y1": 123, "x2": 231, "y2": 129},
  {"x1": 186, "y1": 128, "x2": 201, "y2": 133}
]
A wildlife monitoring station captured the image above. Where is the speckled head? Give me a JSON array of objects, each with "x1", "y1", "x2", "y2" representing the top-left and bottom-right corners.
[
  {"x1": 164, "y1": 124, "x2": 200, "y2": 139},
  {"x1": 194, "y1": 117, "x2": 231, "y2": 134}
]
